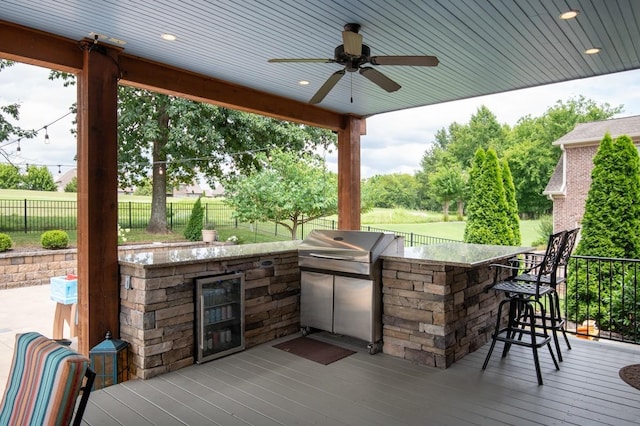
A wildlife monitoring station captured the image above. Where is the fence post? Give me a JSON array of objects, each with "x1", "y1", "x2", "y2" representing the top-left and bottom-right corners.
[
  {"x1": 23, "y1": 199, "x2": 28, "y2": 233},
  {"x1": 128, "y1": 201, "x2": 132, "y2": 229},
  {"x1": 170, "y1": 203, "x2": 173, "y2": 230}
]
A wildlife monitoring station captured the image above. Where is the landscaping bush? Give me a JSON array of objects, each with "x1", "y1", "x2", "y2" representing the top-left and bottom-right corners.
[
  {"x1": 41, "y1": 230, "x2": 69, "y2": 249},
  {"x1": 184, "y1": 197, "x2": 204, "y2": 241},
  {"x1": 0, "y1": 233, "x2": 13, "y2": 252}
]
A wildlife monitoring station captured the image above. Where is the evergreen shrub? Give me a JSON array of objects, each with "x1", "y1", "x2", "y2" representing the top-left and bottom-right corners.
[
  {"x1": 0, "y1": 233, "x2": 13, "y2": 252},
  {"x1": 41, "y1": 230, "x2": 69, "y2": 249}
]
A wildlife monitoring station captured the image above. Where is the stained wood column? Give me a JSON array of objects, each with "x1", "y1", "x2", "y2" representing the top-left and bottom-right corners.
[
  {"x1": 337, "y1": 116, "x2": 365, "y2": 230},
  {"x1": 76, "y1": 43, "x2": 120, "y2": 354}
]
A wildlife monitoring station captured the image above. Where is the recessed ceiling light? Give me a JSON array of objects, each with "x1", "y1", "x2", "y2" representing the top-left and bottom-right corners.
[
  {"x1": 585, "y1": 47, "x2": 601, "y2": 55},
  {"x1": 560, "y1": 10, "x2": 579, "y2": 20},
  {"x1": 298, "y1": 80, "x2": 310, "y2": 86},
  {"x1": 161, "y1": 33, "x2": 177, "y2": 41}
]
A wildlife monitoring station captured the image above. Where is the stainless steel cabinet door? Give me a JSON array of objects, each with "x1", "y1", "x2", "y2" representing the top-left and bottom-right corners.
[
  {"x1": 333, "y1": 275, "x2": 373, "y2": 342},
  {"x1": 300, "y1": 271, "x2": 334, "y2": 332}
]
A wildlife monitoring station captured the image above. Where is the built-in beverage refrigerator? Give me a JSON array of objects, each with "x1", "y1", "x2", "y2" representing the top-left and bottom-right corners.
[{"x1": 195, "y1": 272, "x2": 245, "y2": 363}]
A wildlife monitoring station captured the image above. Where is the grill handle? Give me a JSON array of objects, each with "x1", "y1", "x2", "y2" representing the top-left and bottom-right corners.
[{"x1": 309, "y1": 252, "x2": 357, "y2": 261}]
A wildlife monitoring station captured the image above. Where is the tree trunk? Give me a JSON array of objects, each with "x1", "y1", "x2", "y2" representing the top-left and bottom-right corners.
[
  {"x1": 457, "y1": 199, "x2": 464, "y2": 220},
  {"x1": 146, "y1": 99, "x2": 170, "y2": 234},
  {"x1": 442, "y1": 200, "x2": 450, "y2": 222}
]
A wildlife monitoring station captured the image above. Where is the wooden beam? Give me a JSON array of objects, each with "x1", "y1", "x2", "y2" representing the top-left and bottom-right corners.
[
  {"x1": 117, "y1": 54, "x2": 347, "y2": 131},
  {"x1": 0, "y1": 20, "x2": 82, "y2": 72},
  {"x1": 76, "y1": 42, "x2": 120, "y2": 354},
  {"x1": 337, "y1": 116, "x2": 365, "y2": 230}
]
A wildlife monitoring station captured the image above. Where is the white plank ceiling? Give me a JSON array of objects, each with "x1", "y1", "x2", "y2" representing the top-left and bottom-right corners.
[{"x1": 2, "y1": 0, "x2": 639, "y2": 117}]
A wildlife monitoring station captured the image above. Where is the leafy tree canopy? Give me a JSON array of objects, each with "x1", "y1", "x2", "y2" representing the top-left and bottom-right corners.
[
  {"x1": 22, "y1": 165, "x2": 56, "y2": 191},
  {"x1": 223, "y1": 149, "x2": 337, "y2": 239}
]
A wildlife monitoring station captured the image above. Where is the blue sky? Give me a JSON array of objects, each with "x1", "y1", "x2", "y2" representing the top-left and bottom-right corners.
[{"x1": 1, "y1": 62, "x2": 640, "y2": 180}]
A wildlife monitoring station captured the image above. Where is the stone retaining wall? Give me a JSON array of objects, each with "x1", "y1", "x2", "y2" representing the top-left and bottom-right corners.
[
  {"x1": 118, "y1": 249, "x2": 300, "y2": 380},
  {"x1": 0, "y1": 242, "x2": 210, "y2": 290},
  {"x1": 381, "y1": 258, "x2": 506, "y2": 368}
]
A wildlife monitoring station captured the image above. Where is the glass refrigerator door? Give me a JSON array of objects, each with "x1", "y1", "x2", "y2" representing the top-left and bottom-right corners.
[{"x1": 195, "y1": 272, "x2": 245, "y2": 363}]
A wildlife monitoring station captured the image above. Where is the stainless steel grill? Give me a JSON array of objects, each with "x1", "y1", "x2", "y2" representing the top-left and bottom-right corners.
[{"x1": 298, "y1": 230, "x2": 403, "y2": 353}]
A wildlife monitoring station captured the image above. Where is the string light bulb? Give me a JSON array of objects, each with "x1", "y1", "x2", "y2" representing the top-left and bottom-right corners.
[
  {"x1": 58, "y1": 165, "x2": 61, "y2": 174},
  {"x1": 44, "y1": 126, "x2": 50, "y2": 144},
  {"x1": 16, "y1": 139, "x2": 21, "y2": 152}
]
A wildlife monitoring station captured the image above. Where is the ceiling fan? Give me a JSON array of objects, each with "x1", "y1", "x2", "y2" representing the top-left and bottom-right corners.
[{"x1": 268, "y1": 23, "x2": 439, "y2": 104}]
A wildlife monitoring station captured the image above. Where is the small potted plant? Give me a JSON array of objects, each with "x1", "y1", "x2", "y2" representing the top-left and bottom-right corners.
[{"x1": 202, "y1": 222, "x2": 217, "y2": 243}]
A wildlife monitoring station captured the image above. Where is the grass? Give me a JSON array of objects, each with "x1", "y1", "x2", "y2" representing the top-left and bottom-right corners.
[{"x1": 0, "y1": 191, "x2": 545, "y2": 249}]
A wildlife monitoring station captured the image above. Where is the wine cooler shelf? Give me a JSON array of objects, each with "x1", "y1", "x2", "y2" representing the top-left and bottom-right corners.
[{"x1": 195, "y1": 272, "x2": 245, "y2": 363}]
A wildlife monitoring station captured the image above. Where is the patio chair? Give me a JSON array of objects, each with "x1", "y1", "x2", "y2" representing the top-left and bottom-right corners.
[
  {"x1": 0, "y1": 332, "x2": 95, "y2": 426},
  {"x1": 510, "y1": 228, "x2": 580, "y2": 361},
  {"x1": 482, "y1": 230, "x2": 565, "y2": 385}
]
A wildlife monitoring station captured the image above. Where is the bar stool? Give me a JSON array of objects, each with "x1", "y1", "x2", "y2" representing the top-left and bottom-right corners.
[{"x1": 482, "y1": 230, "x2": 566, "y2": 385}]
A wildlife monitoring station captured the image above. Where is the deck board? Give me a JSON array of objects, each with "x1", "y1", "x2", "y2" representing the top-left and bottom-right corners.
[{"x1": 83, "y1": 334, "x2": 640, "y2": 426}]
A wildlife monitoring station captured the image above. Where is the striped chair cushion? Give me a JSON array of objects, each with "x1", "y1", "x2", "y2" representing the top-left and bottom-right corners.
[{"x1": 0, "y1": 332, "x2": 89, "y2": 426}]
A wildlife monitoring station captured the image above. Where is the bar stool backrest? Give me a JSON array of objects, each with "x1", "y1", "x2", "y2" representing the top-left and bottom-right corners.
[{"x1": 538, "y1": 230, "x2": 567, "y2": 281}]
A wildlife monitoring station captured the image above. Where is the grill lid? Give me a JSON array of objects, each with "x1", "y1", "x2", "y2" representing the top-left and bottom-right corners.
[{"x1": 298, "y1": 230, "x2": 395, "y2": 264}]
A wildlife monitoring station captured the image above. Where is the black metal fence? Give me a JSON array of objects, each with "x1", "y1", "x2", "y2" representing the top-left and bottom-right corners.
[
  {"x1": 561, "y1": 255, "x2": 640, "y2": 345},
  {"x1": 0, "y1": 199, "x2": 460, "y2": 247}
]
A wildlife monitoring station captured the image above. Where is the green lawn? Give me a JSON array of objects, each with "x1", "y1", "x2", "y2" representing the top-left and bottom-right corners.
[{"x1": 0, "y1": 190, "x2": 544, "y2": 248}]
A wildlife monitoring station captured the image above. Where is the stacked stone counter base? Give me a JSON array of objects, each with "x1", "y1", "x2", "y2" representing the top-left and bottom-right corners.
[
  {"x1": 381, "y1": 243, "x2": 528, "y2": 369},
  {"x1": 118, "y1": 242, "x2": 300, "y2": 380}
]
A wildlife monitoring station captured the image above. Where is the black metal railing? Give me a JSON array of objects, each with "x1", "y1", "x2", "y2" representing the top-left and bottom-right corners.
[{"x1": 561, "y1": 254, "x2": 640, "y2": 344}]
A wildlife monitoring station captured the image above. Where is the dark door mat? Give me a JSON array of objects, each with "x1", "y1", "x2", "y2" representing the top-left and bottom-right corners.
[
  {"x1": 619, "y1": 364, "x2": 640, "y2": 391},
  {"x1": 273, "y1": 336, "x2": 356, "y2": 365}
]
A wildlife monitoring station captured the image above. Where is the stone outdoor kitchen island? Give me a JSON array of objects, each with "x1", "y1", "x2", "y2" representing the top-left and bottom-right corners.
[
  {"x1": 116, "y1": 239, "x2": 529, "y2": 379},
  {"x1": 380, "y1": 243, "x2": 531, "y2": 368}
]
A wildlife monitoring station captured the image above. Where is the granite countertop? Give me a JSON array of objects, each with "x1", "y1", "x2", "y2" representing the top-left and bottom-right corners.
[
  {"x1": 118, "y1": 240, "x2": 301, "y2": 267},
  {"x1": 382, "y1": 242, "x2": 533, "y2": 267}
]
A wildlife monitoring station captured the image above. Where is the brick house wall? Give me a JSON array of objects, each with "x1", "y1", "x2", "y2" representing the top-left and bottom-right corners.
[
  {"x1": 544, "y1": 115, "x2": 640, "y2": 234},
  {"x1": 551, "y1": 145, "x2": 598, "y2": 232}
]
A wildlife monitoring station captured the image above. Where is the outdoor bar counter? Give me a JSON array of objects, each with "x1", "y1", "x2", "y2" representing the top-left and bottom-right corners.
[
  {"x1": 380, "y1": 243, "x2": 531, "y2": 368},
  {"x1": 117, "y1": 240, "x2": 529, "y2": 379}
]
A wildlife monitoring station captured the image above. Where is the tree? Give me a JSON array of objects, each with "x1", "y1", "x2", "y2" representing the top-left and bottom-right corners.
[
  {"x1": 50, "y1": 73, "x2": 336, "y2": 234},
  {"x1": 224, "y1": 149, "x2": 337, "y2": 239},
  {"x1": 568, "y1": 133, "x2": 640, "y2": 327},
  {"x1": 363, "y1": 173, "x2": 420, "y2": 209},
  {"x1": 504, "y1": 96, "x2": 622, "y2": 216},
  {"x1": 22, "y1": 165, "x2": 56, "y2": 191},
  {"x1": 444, "y1": 106, "x2": 508, "y2": 168},
  {"x1": 464, "y1": 148, "x2": 513, "y2": 245},
  {"x1": 64, "y1": 176, "x2": 77, "y2": 192},
  {"x1": 501, "y1": 159, "x2": 521, "y2": 245},
  {"x1": 184, "y1": 196, "x2": 205, "y2": 241},
  {"x1": 430, "y1": 164, "x2": 467, "y2": 221},
  {"x1": 0, "y1": 163, "x2": 21, "y2": 189}
]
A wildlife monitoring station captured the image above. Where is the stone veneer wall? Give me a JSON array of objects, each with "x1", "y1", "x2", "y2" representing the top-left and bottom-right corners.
[
  {"x1": 118, "y1": 249, "x2": 300, "y2": 380},
  {"x1": 381, "y1": 258, "x2": 506, "y2": 368},
  {"x1": 0, "y1": 242, "x2": 209, "y2": 290}
]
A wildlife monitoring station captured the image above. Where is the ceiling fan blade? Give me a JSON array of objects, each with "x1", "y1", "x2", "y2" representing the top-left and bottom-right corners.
[
  {"x1": 359, "y1": 67, "x2": 401, "y2": 92},
  {"x1": 309, "y1": 70, "x2": 345, "y2": 104},
  {"x1": 268, "y1": 58, "x2": 334, "y2": 63},
  {"x1": 370, "y1": 55, "x2": 439, "y2": 66},
  {"x1": 342, "y1": 30, "x2": 363, "y2": 56}
]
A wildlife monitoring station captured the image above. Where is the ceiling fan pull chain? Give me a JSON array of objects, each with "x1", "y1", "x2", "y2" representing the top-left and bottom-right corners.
[{"x1": 350, "y1": 73, "x2": 353, "y2": 103}]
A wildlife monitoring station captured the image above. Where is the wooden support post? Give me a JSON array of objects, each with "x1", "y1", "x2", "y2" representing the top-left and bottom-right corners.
[
  {"x1": 337, "y1": 116, "x2": 365, "y2": 230},
  {"x1": 76, "y1": 42, "x2": 120, "y2": 354}
]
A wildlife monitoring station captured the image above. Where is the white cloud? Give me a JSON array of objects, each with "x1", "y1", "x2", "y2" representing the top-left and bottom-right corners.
[{"x1": 2, "y1": 62, "x2": 640, "y2": 180}]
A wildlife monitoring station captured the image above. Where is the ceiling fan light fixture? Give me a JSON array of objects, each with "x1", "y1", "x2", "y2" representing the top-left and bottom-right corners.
[
  {"x1": 584, "y1": 47, "x2": 601, "y2": 54},
  {"x1": 559, "y1": 10, "x2": 579, "y2": 20},
  {"x1": 161, "y1": 33, "x2": 177, "y2": 41},
  {"x1": 298, "y1": 80, "x2": 310, "y2": 85}
]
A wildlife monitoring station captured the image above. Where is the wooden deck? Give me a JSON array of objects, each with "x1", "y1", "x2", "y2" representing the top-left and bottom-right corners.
[{"x1": 83, "y1": 333, "x2": 640, "y2": 425}]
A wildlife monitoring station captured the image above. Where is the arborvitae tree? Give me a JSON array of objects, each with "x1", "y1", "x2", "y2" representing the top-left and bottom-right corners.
[
  {"x1": 568, "y1": 133, "x2": 640, "y2": 330},
  {"x1": 184, "y1": 196, "x2": 205, "y2": 241},
  {"x1": 464, "y1": 148, "x2": 513, "y2": 245},
  {"x1": 501, "y1": 159, "x2": 521, "y2": 245}
]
